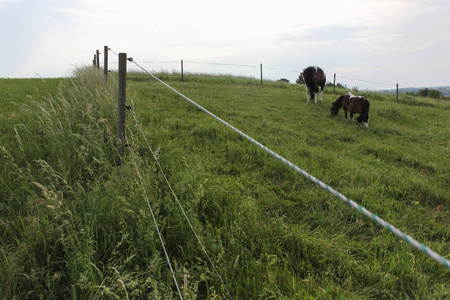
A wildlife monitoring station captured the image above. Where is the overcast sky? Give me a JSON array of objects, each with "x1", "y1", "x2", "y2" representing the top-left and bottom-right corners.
[{"x1": 1, "y1": 0, "x2": 449, "y2": 90}]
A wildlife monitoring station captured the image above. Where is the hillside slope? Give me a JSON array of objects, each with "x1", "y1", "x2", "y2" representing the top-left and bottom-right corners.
[{"x1": 1, "y1": 69, "x2": 449, "y2": 299}]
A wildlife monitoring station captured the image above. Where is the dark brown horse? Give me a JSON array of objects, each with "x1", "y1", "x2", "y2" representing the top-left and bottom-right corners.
[
  {"x1": 302, "y1": 66, "x2": 326, "y2": 105},
  {"x1": 330, "y1": 92, "x2": 370, "y2": 127}
]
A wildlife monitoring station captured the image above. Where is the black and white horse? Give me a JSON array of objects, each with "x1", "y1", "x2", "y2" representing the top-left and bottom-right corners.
[{"x1": 302, "y1": 66, "x2": 326, "y2": 105}]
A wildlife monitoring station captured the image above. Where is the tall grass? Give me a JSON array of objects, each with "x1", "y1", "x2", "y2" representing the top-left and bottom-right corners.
[
  {"x1": 0, "y1": 68, "x2": 184, "y2": 299},
  {"x1": 1, "y1": 68, "x2": 449, "y2": 299}
]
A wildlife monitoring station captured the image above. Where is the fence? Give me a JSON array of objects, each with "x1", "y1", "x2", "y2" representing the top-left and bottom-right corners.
[
  {"x1": 93, "y1": 45, "x2": 449, "y2": 297},
  {"x1": 92, "y1": 48, "x2": 401, "y2": 99}
]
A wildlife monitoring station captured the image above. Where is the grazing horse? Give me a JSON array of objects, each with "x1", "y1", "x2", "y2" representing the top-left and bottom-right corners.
[
  {"x1": 330, "y1": 92, "x2": 370, "y2": 127},
  {"x1": 302, "y1": 66, "x2": 326, "y2": 105}
]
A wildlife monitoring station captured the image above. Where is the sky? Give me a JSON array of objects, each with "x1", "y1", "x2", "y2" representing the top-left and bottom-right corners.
[{"x1": 1, "y1": 0, "x2": 449, "y2": 90}]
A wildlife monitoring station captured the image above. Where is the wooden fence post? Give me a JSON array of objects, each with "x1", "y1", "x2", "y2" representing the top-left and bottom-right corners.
[
  {"x1": 260, "y1": 63, "x2": 263, "y2": 85},
  {"x1": 181, "y1": 59, "x2": 184, "y2": 81},
  {"x1": 333, "y1": 73, "x2": 336, "y2": 92},
  {"x1": 104, "y1": 46, "x2": 108, "y2": 82},
  {"x1": 396, "y1": 83, "x2": 399, "y2": 101},
  {"x1": 117, "y1": 53, "x2": 127, "y2": 166},
  {"x1": 96, "y1": 50, "x2": 100, "y2": 69},
  {"x1": 95, "y1": 50, "x2": 100, "y2": 69},
  {"x1": 93, "y1": 54, "x2": 97, "y2": 67}
]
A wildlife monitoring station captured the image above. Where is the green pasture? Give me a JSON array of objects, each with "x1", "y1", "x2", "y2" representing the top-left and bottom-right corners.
[{"x1": 0, "y1": 68, "x2": 448, "y2": 299}]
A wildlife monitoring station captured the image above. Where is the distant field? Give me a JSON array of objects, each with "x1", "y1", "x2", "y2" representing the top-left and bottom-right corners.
[
  {"x1": 0, "y1": 78, "x2": 66, "y2": 113},
  {"x1": 395, "y1": 86, "x2": 450, "y2": 96},
  {"x1": 1, "y1": 68, "x2": 449, "y2": 299},
  {"x1": 0, "y1": 78, "x2": 68, "y2": 144}
]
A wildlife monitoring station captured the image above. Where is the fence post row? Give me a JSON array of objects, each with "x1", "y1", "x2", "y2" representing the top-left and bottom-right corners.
[
  {"x1": 117, "y1": 53, "x2": 127, "y2": 166},
  {"x1": 97, "y1": 53, "x2": 399, "y2": 92}
]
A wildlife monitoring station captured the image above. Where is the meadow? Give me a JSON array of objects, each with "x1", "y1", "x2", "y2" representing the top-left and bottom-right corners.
[{"x1": 0, "y1": 67, "x2": 449, "y2": 299}]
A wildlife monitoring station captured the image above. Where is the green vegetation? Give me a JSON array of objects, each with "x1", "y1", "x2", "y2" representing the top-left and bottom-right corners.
[
  {"x1": 415, "y1": 88, "x2": 443, "y2": 99},
  {"x1": 1, "y1": 67, "x2": 449, "y2": 299}
]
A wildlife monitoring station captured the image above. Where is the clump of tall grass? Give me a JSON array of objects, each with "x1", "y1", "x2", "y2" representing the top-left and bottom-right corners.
[
  {"x1": 0, "y1": 67, "x2": 190, "y2": 298},
  {"x1": 0, "y1": 67, "x2": 116, "y2": 297},
  {"x1": 1, "y1": 66, "x2": 223, "y2": 299}
]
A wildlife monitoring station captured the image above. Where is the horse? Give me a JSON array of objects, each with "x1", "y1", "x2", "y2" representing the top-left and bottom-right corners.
[
  {"x1": 330, "y1": 92, "x2": 370, "y2": 127},
  {"x1": 302, "y1": 66, "x2": 326, "y2": 105}
]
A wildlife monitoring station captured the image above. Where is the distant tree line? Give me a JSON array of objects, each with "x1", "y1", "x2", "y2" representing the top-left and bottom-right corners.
[{"x1": 407, "y1": 88, "x2": 442, "y2": 99}]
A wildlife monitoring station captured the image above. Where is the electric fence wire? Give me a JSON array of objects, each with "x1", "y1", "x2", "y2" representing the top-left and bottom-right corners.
[
  {"x1": 107, "y1": 48, "x2": 409, "y2": 88},
  {"x1": 164, "y1": 60, "x2": 398, "y2": 87},
  {"x1": 128, "y1": 58, "x2": 450, "y2": 270},
  {"x1": 128, "y1": 107, "x2": 234, "y2": 300},
  {"x1": 140, "y1": 60, "x2": 180, "y2": 64},
  {"x1": 264, "y1": 66, "x2": 300, "y2": 73},
  {"x1": 185, "y1": 61, "x2": 301, "y2": 79},
  {"x1": 335, "y1": 75, "x2": 395, "y2": 87},
  {"x1": 108, "y1": 48, "x2": 119, "y2": 56},
  {"x1": 184, "y1": 61, "x2": 259, "y2": 69},
  {"x1": 125, "y1": 133, "x2": 184, "y2": 300}
]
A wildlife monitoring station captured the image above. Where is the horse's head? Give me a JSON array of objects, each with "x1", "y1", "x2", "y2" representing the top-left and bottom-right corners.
[{"x1": 330, "y1": 96, "x2": 343, "y2": 116}]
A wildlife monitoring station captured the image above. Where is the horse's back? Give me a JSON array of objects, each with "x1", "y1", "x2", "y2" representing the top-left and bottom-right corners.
[
  {"x1": 343, "y1": 96, "x2": 367, "y2": 112},
  {"x1": 303, "y1": 66, "x2": 316, "y2": 80},
  {"x1": 303, "y1": 66, "x2": 325, "y2": 86}
]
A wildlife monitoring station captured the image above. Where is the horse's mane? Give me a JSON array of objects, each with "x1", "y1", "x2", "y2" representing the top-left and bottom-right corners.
[{"x1": 335, "y1": 95, "x2": 344, "y2": 106}]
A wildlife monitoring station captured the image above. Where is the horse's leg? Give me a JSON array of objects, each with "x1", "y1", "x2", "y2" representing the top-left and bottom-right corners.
[
  {"x1": 319, "y1": 89, "x2": 323, "y2": 104},
  {"x1": 305, "y1": 85, "x2": 310, "y2": 105},
  {"x1": 344, "y1": 109, "x2": 348, "y2": 119},
  {"x1": 314, "y1": 93, "x2": 318, "y2": 105},
  {"x1": 350, "y1": 112, "x2": 354, "y2": 121}
]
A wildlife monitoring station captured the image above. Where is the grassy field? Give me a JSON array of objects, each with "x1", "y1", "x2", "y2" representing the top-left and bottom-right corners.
[{"x1": 0, "y1": 67, "x2": 449, "y2": 299}]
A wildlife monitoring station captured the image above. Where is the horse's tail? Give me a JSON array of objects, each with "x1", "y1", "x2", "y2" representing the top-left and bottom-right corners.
[{"x1": 358, "y1": 99, "x2": 370, "y2": 123}]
